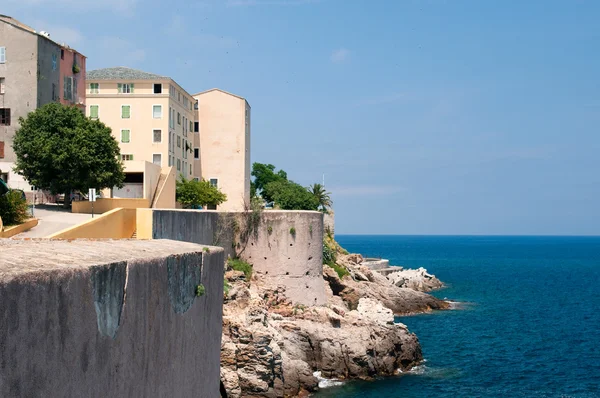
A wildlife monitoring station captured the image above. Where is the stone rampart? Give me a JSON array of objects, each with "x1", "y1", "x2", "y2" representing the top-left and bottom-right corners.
[{"x1": 0, "y1": 239, "x2": 224, "y2": 397}]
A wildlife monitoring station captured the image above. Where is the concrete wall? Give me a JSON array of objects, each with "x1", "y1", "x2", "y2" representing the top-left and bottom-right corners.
[
  {"x1": 36, "y1": 35, "x2": 61, "y2": 108},
  {"x1": 49, "y1": 208, "x2": 136, "y2": 239},
  {"x1": 72, "y1": 198, "x2": 149, "y2": 214},
  {"x1": 243, "y1": 211, "x2": 325, "y2": 306},
  {"x1": 194, "y1": 89, "x2": 250, "y2": 211},
  {"x1": 0, "y1": 218, "x2": 38, "y2": 238},
  {"x1": 0, "y1": 19, "x2": 38, "y2": 168},
  {"x1": 0, "y1": 239, "x2": 224, "y2": 397},
  {"x1": 150, "y1": 209, "x2": 325, "y2": 306}
]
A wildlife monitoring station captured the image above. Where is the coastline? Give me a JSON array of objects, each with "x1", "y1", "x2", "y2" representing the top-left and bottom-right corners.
[{"x1": 220, "y1": 248, "x2": 450, "y2": 397}]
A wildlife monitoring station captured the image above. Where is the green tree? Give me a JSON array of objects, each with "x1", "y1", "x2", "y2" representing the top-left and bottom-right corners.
[
  {"x1": 12, "y1": 103, "x2": 124, "y2": 207},
  {"x1": 266, "y1": 180, "x2": 320, "y2": 211},
  {"x1": 309, "y1": 183, "x2": 333, "y2": 212},
  {"x1": 176, "y1": 176, "x2": 227, "y2": 208},
  {"x1": 251, "y1": 163, "x2": 288, "y2": 203}
]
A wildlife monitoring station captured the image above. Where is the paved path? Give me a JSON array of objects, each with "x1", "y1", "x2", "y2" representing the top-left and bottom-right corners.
[{"x1": 17, "y1": 205, "x2": 92, "y2": 238}]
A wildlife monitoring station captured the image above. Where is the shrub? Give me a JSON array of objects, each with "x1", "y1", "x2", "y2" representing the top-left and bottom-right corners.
[
  {"x1": 228, "y1": 258, "x2": 253, "y2": 280},
  {"x1": 0, "y1": 191, "x2": 30, "y2": 226},
  {"x1": 323, "y1": 238, "x2": 337, "y2": 265},
  {"x1": 289, "y1": 227, "x2": 296, "y2": 237},
  {"x1": 224, "y1": 279, "x2": 230, "y2": 297},
  {"x1": 328, "y1": 263, "x2": 350, "y2": 279},
  {"x1": 196, "y1": 284, "x2": 205, "y2": 297}
]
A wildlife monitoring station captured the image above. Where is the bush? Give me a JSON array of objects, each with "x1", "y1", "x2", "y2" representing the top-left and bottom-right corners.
[
  {"x1": 228, "y1": 258, "x2": 253, "y2": 280},
  {"x1": 328, "y1": 263, "x2": 350, "y2": 279},
  {"x1": 224, "y1": 279, "x2": 230, "y2": 297},
  {"x1": 0, "y1": 191, "x2": 30, "y2": 226}
]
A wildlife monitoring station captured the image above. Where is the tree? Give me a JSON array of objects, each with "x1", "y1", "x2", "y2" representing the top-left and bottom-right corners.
[
  {"x1": 309, "y1": 183, "x2": 333, "y2": 212},
  {"x1": 251, "y1": 163, "x2": 288, "y2": 203},
  {"x1": 176, "y1": 176, "x2": 227, "y2": 209},
  {"x1": 265, "y1": 180, "x2": 320, "y2": 211},
  {"x1": 12, "y1": 103, "x2": 124, "y2": 207}
]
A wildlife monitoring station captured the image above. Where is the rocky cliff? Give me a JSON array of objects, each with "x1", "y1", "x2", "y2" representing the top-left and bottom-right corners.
[{"x1": 220, "y1": 253, "x2": 448, "y2": 397}]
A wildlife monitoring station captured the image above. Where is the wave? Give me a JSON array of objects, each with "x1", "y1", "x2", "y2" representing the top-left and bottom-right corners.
[{"x1": 313, "y1": 371, "x2": 344, "y2": 389}]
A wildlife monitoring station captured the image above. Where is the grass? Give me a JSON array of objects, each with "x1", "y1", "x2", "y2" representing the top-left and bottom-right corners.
[
  {"x1": 327, "y1": 262, "x2": 350, "y2": 279},
  {"x1": 224, "y1": 278, "x2": 230, "y2": 296},
  {"x1": 228, "y1": 258, "x2": 253, "y2": 280}
]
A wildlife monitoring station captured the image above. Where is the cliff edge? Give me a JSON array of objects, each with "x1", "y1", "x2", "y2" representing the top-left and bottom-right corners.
[{"x1": 220, "y1": 251, "x2": 448, "y2": 397}]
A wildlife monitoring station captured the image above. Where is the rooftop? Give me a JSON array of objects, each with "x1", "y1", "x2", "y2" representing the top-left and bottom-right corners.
[{"x1": 87, "y1": 67, "x2": 170, "y2": 81}]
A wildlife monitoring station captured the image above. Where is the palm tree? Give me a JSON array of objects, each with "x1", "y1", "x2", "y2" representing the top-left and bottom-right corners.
[{"x1": 309, "y1": 183, "x2": 332, "y2": 212}]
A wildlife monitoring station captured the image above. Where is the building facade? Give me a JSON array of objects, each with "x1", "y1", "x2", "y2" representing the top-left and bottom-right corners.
[
  {"x1": 0, "y1": 15, "x2": 86, "y2": 190},
  {"x1": 86, "y1": 67, "x2": 195, "y2": 198},
  {"x1": 193, "y1": 89, "x2": 251, "y2": 211}
]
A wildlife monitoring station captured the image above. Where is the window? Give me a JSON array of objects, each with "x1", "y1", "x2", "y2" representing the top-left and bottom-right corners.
[
  {"x1": 209, "y1": 178, "x2": 218, "y2": 187},
  {"x1": 168, "y1": 107, "x2": 172, "y2": 128},
  {"x1": 153, "y1": 105, "x2": 162, "y2": 119},
  {"x1": 63, "y1": 77, "x2": 73, "y2": 101},
  {"x1": 121, "y1": 154, "x2": 134, "y2": 161},
  {"x1": 169, "y1": 85, "x2": 175, "y2": 97},
  {"x1": 121, "y1": 105, "x2": 131, "y2": 118},
  {"x1": 0, "y1": 47, "x2": 6, "y2": 63},
  {"x1": 153, "y1": 129, "x2": 162, "y2": 143},
  {"x1": 177, "y1": 112, "x2": 181, "y2": 125},
  {"x1": 60, "y1": 49, "x2": 64, "y2": 60},
  {"x1": 183, "y1": 97, "x2": 188, "y2": 108},
  {"x1": 0, "y1": 78, "x2": 4, "y2": 94},
  {"x1": 118, "y1": 83, "x2": 134, "y2": 94},
  {"x1": 194, "y1": 148, "x2": 199, "y2": 159},
  {"x1": 90, "y1": 83, "x2": 99, "y2": 94},
  {"x1": 168, "y1": 133, "x2": 172, "y2": 152},
  {"x1": 189, "y1": 121, "x2": 193, "y2": 132},
  {"x1": 177, "y1": 136, "x2": 181, "y2": 148},
  {"x1": 178, "y1": 92, "x2": 181, "y2": 102},
  {"x1": 194, "y1": 100, "x2": 198, "y2": 110},
  {"x1": 0, "y1": 109, "x2": 10, "y2": 126},
  {"x1": 52, "y1": 53, "x2": 57, "y2": 71},
  {"x1": 177, "y1": 159, "x2": 181, "y2": 171},
  {"x1": 194, "y1": 122, "x2": 199, "y2": 132},
  {"x1": 121, "y1": 129, "x2": 131, "y2": 143},
  {"x1": 171, "y1": 109, "x2": 175, "y2": 128},
  {"x1": 189, "y1": 164, "x2": 192, "y2": 174},
  {"x1": 153, "y1": 83, "x2": 162, "y2": 94},
  {"x1": 73, "y1": 78, "x2": 78, "y2": 102},
  {"x1": 153, "y1": 154, "x2": 162, "y2": 166},
  {"x1": 0, "y1": 141, "x2": 4, "y2": 159},
  {"x1": 90, "y1": 105, "x2": 99, "y2": 119}
]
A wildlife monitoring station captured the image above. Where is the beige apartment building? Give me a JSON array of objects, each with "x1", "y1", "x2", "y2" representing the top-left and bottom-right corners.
[
  {"x1": 86, "y1": 67, "x2": 195, "y2": 199},
  {"x1": 193, "y1": 89, "x2": 251, "y2": 211}
]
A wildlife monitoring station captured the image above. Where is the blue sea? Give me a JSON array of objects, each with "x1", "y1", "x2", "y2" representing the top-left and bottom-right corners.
[{"x1": 314, "y1": 235, "x2": 600, "y2": 398}]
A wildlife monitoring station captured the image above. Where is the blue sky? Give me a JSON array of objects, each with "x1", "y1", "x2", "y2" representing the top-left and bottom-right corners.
[{"x1": 4, "y1": 0, "x2": 600, "y2": 235}]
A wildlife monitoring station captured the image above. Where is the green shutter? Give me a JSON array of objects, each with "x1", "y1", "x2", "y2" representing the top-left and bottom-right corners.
[
  {"x1": 90, "y1": 105, "x2": 98, "y2": 119},
  {"x1": 122, "y1": 105, "x2": 130, "y2": 118},
  {"x1": 130, "y1": 83, "x2": 134, "y2": 94},
  {"x1": 117, "y1": 83, "x2": 122, "y2": 93},
  {"x1": 121, "y1": 130, "x2": 130, "y2": 143}
]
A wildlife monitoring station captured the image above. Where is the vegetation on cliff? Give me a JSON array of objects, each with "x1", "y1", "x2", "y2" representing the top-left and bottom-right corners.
[{"x1": 250, "y1": 163, "x2": 333, "y2": 212}]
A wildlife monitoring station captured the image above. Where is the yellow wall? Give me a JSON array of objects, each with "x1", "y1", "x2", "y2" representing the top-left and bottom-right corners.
[
  {"x1": 136, "y1": 208, "x2": 153, "y2": 239},
  {"x1": 85, "y1": 79, "x2": 196, "y2": 179},
  {"x1": 72, "y1": 198, "x2": 150, "y2": 214},
  {"x1": 48, "y1": 208, "x2": 136, "y2": 239},
  {"x1": 194, "y1": 89, "x2": 250, "y2": 211},
  {"x1": 0, "y1": 218, "x2": 38, "y2": 238}
]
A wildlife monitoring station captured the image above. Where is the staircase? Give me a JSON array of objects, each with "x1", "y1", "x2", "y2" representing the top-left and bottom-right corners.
[
  {"x1": 131, "y1": 229, "x2": 137, "y2": 239},
  {"x1": 151, "y1": 172, "x2": 168, "y2": 208}
]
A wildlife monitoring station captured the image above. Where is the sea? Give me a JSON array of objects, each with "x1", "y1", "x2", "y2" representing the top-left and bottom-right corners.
[{"x1": 313, "y1": 235, "x2": 600, "y2": 398}]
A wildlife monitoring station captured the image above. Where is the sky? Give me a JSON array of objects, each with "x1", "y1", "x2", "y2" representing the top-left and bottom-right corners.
[{"x1": 3, "y1": 0, "x2": 600, "y2": 235}]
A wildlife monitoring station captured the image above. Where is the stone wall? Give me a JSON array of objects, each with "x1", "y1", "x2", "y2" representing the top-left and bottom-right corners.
[
  {"x1": 150, "y1": 209, "x2": 325, "y2": 306},
  {"x1": 243, "y1": 211, "x2": 326, "y2": 306},
  {"x1": 0, "y1": 239, "x2": 224, "y2": 397}
]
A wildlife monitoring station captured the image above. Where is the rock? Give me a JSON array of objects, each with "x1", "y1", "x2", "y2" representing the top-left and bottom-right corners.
[
  {"x1": 220, "y1": 251, "x2": 448, "y2": 397},
  {"x1": 357, "y1": 297, "x2": 394, "y2": 325},
  {"x1": 225, "y1": 270, "x2": 246, "y2": 282},
  {"x1": 387, "y1": 267, "x2": 444, "y2": 292}
]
